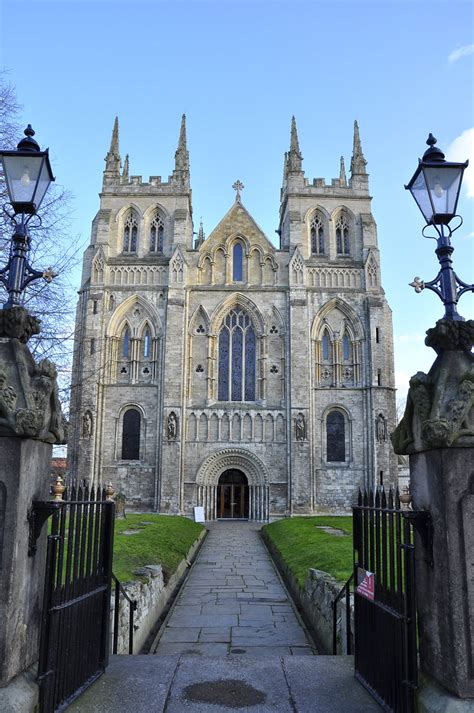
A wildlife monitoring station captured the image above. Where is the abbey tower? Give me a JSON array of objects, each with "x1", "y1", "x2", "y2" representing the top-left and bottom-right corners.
[{"x1": 68, "y1": 117, "x2": 397, "y2": 520}]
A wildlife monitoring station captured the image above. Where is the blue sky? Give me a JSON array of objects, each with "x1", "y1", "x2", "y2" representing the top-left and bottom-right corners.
[{"x1": 1, "y1": 0, "x2": 473, "y2": 403}]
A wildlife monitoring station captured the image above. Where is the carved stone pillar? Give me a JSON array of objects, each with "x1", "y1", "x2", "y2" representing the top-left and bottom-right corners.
[
  {"x1": 391, "y1": 318, "x2": 474, "y2": 704},
  {"x1": 0, "y1": 307, "x2": 67, "y2": 703}
]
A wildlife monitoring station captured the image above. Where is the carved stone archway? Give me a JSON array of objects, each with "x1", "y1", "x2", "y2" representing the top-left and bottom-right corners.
[{"x1": 196, "y1": 448, "x2": 269, "y2": 521}]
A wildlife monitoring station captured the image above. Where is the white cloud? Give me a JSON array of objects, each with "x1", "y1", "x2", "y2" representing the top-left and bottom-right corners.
[
  {"x1": 396, "y1": 334, "x2": 423, "y2": 344},
  {"x1": 448, "y1": 44, "x2": 474, "y2": 63},
  {"x1": 447, "y1": 128, "x2": 474, "y2": 198}
]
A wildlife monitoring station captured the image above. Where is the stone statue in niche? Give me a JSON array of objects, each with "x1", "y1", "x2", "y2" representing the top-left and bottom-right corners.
[
  {"x1": 376, "y1": 414, "x2": 387, "y2": 443},
  {"x1": 295, "y1": 413, "x2": 306, "y2": 441},
  {"x1": 167, "y1": 412, "x2": 178, "y2": 440},
  {"x1": 82, "y1": 411, "x2": 93, "y2": 438}
]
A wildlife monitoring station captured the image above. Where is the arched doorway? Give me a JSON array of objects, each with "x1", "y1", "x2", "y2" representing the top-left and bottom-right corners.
[{"x1": 218, "y1": 469, "x2": 249, "y2": 519}]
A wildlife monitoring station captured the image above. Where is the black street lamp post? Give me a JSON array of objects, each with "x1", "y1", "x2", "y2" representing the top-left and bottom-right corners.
[
  {"x1": 0, "y1": 125, "x2": 55, "y2": 309},
  {"x1": 405, "y1": 134, "x2": 472, "y2": 321}
]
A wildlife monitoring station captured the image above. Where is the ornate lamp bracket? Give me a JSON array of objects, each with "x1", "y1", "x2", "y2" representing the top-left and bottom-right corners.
[{"x1": 27, "y1": 501, "x2": 61, "y2": 556}]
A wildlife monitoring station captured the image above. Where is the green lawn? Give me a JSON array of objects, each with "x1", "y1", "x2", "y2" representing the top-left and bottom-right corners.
[
  {"x1": 113, "y1": 514, "x2": 204, "y2": 583},
  {"x1": 263, "y1": 516, "x2": 353, "y2": 587}
]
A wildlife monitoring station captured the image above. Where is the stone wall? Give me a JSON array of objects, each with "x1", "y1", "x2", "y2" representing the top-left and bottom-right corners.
[{"x1": 112, "y1": 529, "x2": 206, "y2": 654}]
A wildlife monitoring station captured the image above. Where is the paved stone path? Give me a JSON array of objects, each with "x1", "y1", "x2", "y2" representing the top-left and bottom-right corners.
[{"x1": 151, "y1": 521, "x2": 316, "y2": 656}]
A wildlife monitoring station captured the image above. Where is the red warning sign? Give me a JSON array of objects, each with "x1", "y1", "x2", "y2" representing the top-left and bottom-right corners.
[{"x1": 357, "y1": 568, "x2": 375, "y2": 601}]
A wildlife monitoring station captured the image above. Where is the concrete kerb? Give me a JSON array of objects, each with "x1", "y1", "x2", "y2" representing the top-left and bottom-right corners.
[{"x1": 147, "y1": 527, "x2": 209, "y2": 653}]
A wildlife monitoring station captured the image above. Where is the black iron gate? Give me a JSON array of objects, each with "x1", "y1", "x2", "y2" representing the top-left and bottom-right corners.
[
  {"x1": 353, "y1": 488, "x2": 419, "y2": 713},
  {"x1": 37, "y1": 483, "x2": 115, "y2": 713}
]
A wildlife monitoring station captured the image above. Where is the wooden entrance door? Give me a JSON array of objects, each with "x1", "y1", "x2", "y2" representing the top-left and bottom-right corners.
[{"x1": 218, "y1": 470, "x2": 249, "y2": 519}]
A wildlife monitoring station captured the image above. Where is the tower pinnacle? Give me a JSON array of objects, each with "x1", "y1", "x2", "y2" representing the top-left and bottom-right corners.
[
  {"x1": 287, "y1": 116, "x2": 303, "y2": 173},
  {"x1": 103, "y1": 116, "x2": 121, "y2": 185},
  {"x1": 350, "y1": 120, "x2": 367, "y2": 176},
  {"x1": 173, "y1": 113, "x2": 190, "y2": 187},
  {"x1": 339, "y1": 156, "x2": 347, "y2": 186}
]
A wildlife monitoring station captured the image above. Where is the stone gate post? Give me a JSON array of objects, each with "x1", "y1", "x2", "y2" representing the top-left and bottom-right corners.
[
  {"x1": 0, "y1": 307, "x2": 66, "y2": 709},
  {"x1": 392, "y1": 319, "x2": 474, "y2": 709}
]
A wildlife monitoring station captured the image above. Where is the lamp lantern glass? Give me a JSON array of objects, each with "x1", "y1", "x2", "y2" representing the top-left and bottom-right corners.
[{"x1": 405, "y1": 136, "x2": 468, "y2": 226}]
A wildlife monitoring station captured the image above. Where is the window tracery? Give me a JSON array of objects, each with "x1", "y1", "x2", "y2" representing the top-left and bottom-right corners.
[
  {"x1": 310, "y1": 213, "x2": 325, "y2": 254},
  {"x1": 218, "y1": 307, "x2": 256, "y2": 402},
  {"x1": 150, "y1": 211, "x2": 164, "y2": 252},
  {"x1": 123, "y1": 211, "x2": 138, "y2": 253},
  {"x1": 335, "y1": 213, "x2": 350, "y2": 255}
]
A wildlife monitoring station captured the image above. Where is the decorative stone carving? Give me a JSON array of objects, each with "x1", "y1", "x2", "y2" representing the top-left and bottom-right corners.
[
  {"x1": 82, "y1": 411, "x2": 93, "y2": 438},
  {"x1": 295, "y1": 413, "x2": 306, "y2": 441},
  {"x1": 0, "y1": 307, "x2": 67, "y2": 444},
  {"x1": 391, "y1": 319, "x2": 474, "y2": 453},
  {"x1": 376, "y1": 413, "x2": 387, "y2": 443},
  {"x1": 167, "y1": 412, "x2": 178, "y2": 440}
]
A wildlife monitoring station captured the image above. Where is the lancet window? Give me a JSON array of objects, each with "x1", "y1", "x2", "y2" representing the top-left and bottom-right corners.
[
  {"x1": 218, "y1": 307, "x2": 256, "y2": 401},
  {"x1": 122, "y1": 326, "x2": 130, "y2": 358},
  {"x1": 310, "y1": 213, "x2": 325, "y2": 254},
  {"x1": 326, "y1": 410, "x2": 346, "y2": 462},
  {"x1": 335, "y1": 213, "x2": 350, "y2": 255},
  {"x1": 150, "y1": 211, "x2": 164, "y2": 252},
  {"x1": 143, "y1": 327, "x2": 151, "y2": 358},
  {"x1": 123, "y1": 211, "x2": 138, "y2": 253},
  {"x1": 233, "y1": 243, "x2": 243, "y2": 281},
  {"x1": 121, "y1": 408, "x2": 141, "y2": 460}
]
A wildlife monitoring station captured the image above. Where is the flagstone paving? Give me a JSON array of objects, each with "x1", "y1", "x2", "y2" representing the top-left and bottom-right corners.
[{"x1": 151, "y1": 521, "x2": 316, "y2": 656}]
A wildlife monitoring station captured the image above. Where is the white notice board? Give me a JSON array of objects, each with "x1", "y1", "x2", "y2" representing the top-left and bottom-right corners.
[{"x1": 194, "y1": 506, "x2": 205, "y2": 523}]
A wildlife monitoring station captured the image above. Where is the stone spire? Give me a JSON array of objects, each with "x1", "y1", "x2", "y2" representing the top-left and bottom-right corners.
[
  {"x1": 350, "y1": 120, "x2": 367, "y2": 176},
  {"x1": 287, "y1": 116, "x2": 303, "y2": 173},
  {"x1": 173, "y1": 113, "x2": 190, "y2": 187},
  {"x1": 121, "y1": 154, "x2": 129, "y2": 181},
  {"x1": 103, "y1": 117, "x2": 121, "y2": 185},
  {"x1": 195, "y1": 217, "x2": 205, "y2": 248},
  {"x1": 339, "y1": 155, "x2": 347, "y2": 186}
]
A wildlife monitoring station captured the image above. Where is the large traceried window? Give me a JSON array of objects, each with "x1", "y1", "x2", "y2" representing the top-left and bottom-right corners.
[
  {"x1": 123, "y1": 211, "x2": 138, "y2": 253},
  {"x1": 310, "y1": 213, "x2": 325, "y2": 254},
  {"x1": 326, "y1": 410, "x2": 345, "y2": 462},
  {"x1": 150, "y1": 211, "x2": 164, "y2": 252},
  {"x1": 335, "y1": 213, "x2": 350, "y2": 255},
  {"x1": 218, "y1": 307, "x2": 256, "y2": 401},
  {"x1": 121, "y1": 408, "x2": 141, "y2": 460}
]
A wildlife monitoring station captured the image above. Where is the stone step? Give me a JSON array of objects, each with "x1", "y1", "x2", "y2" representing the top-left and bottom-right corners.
[{"x1": 67, "y1": 654, "x2": 381, "y2": 712}]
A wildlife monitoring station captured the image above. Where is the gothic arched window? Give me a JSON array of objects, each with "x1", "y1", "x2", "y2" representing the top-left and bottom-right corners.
[
  {"x1": 150, "y1": 211, "x2": 164, "y2": 252},
  {"x1": 143, "y1": 327, "x2": 151, "y2": 358},
  {"x1": 121, "y1": 408, "x2": 140, "y2": 460},
  {"x1": 218, "y1": 307, "x2": 256, "y2": 401},
  {"x1": 327, "y1": 410, "x2": 345, "y2": 462},
  {"x1": 310, "y1": 213, "x2": 325, "y2": 254},
  {"x1": 322, "y1": 331, "x2": 330, "y2": 361},
  {"x1": 122, "y1": 326, "x2": 130, "y2": 358},
  {"x1": 335, "y1": 213, "x2": 350, "y2": 255},
  {"x1": 123, "y1": 211, "x2": 138, "y2": 253},
  {"x1": 342, "y1": 332, "x2": 351, "y2": 361},
  {"x1": 233, "y1": 243, "x2": 243, "y2": 281}
]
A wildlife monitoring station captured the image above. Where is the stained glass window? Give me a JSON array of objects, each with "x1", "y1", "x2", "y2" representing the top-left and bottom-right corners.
[
  {"x1": 233, "y1": 243, "x2": 243, "y2": 281},
  {"x1": 122, "y1": 409, "x2": 140, "y2": 460},
  {"x1": 122, "y1": 326, "x2": 130, "y2": 358},
  {"x1": 327, "y1": 411, "x2": 345, "y2": 462},
  {"x1": 218, "y1": 307, "x2": 256, "y2": 401},
  {"x1": 143, "y1": 328, "x2": 151, "y2": 358},
  {"x1": 342, "y1": 333, "x2": 351, "y2": 361},
  {"x1": 322, "y1": 332, "x2": 330, "y2": 360}
]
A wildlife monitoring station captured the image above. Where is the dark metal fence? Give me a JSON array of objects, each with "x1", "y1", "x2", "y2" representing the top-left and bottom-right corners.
[
  {"x1": 37, "y1": 483, "x2": 115, "y2": 713},
  {"x1": 353, "y1": 488, "x2": 419, "y2": 713}
]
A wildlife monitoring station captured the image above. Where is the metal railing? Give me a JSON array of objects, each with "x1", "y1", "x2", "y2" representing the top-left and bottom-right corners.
[
  {"x1": 112, "y1": 573, "x2": 137, "y2": 654},
  {"x1": 332, "y1": 573, "x2": 353, "y2": 654}
]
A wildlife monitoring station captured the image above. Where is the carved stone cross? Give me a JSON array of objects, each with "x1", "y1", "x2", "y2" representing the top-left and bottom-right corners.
[{"x1": 232, "y1": 180, "x2": 244, "y2": 201}]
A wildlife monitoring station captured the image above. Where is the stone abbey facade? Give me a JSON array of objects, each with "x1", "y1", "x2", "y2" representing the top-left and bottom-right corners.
[{"x1": 68, "y1": 116, "x2": 397, "y2": 520}]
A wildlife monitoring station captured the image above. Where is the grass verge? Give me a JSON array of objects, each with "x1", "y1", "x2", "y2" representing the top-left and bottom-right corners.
[
  {"x1": 262, "y1": 516, "x2": 353, "y2": 587},
  {"x1": 113, "y1": 514, "x2": 204, "y2": 583}
]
